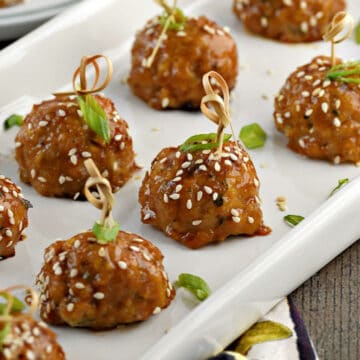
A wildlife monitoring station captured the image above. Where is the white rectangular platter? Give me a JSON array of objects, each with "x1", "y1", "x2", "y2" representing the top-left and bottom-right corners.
[{"x1": 0, "y1": 0, "x2": 360, "y2": 359}]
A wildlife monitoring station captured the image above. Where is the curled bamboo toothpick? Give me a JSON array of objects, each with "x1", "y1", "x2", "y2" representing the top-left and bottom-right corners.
[
  {"x1": 54, "y1": 55, "x2": 113, "y2": 97},
  {"x1": 323, "y1": 12, "x2": 354, "y2": 67},
  {"x1": 144, "y1": 0, "x2": 179, "y2": 68},
  {"x1": 0, "y1": 286, "x2": 39, "y2": 323},
  {"x1": 201, "y1": 71, "x2": 238, "y2": 155},
  {"x1": 84, "y1": 159, "x2": 115, "y2": 228}
]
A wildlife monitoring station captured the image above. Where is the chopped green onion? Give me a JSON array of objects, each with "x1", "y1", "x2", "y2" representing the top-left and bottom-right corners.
[
  {"x1": 77, "y1": 95, "x2": 111, "y2": 143},
  {"x1": 356, "y1": 20, "x2": 360, "y2": 44},
  {"x1": 284, "y1": 215, "x2": 304, "y2": 227},
  {"x1": 239, "y1": 123, "x2": 267, "y2": 149},
  {"x1": 0, "y1": 294, "x2": 25, "y2": 351},
  {"x1": 326, "y1": 61, "x2": 360, "y2": 84},
  {"x1": 92, "y1": 221, "x2": 120, "y2": 244},
  {"x1": 329, "y1": 178, "x2": 349, "y2": 197},
  {"x1": 0, "y1": 294, "x2": 25, "y2": 316},
  {"x1": 3, "y1": 114, "x2": 23, "y2": 130},
  {"x1": 235, "y1": 321, "x2": 292, "y2": 355},
  {"x1": 180, "y1": 133, "x2": 232, "y2": 152},
  {"x1": 176, "y1": 273, "x2": 211, "y2": 301},
  {"x1": 160, "y1": 8, "x2": 186, "y2": 30},
  {"x1": 0, "y1": 322, "x2": 10, "y2": 351}
]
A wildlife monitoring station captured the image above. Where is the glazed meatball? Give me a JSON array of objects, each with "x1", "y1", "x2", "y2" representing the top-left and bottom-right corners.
[
  {"x1": 36, "y1": 231, "x2": 175, "y2": 329},
  {"x1": 274, "y1": 56, "x2": 360, "y2": 164},
  {"x1": 128, "y1": 16, "x2": 238, "y2": 110},
  {"x1": 0, "y1": 175, "x2": 29, "y2": 260},
  {"x1": 15, "y1": 95, "x2": 137, "y2": 198},
  {"x1": 0, "y1": 314, "x2": 65, "y2": 360},
  {"x1": 233, "y1": 0, "x2": 346, "y2": 43},
  {"x1": 0, "y1": 0, "x2": 23, "y2": 7},
  {"x1": 139, "y1": 141, "x2": 268, "y2": 249}
]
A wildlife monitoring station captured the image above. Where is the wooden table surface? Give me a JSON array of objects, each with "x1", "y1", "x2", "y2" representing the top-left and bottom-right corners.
[{"x1": 1, "y1": 38, "x2": 358, "y2": 360}]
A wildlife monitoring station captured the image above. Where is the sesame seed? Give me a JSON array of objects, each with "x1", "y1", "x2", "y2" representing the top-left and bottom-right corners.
[
  {"x1": 54, "y1": 267, "x2": 62, "y2": 276},
  {"x1": 186, "y1": 153, "x2": 193, "y2": 161},
  {"x1": 181, "y1": 161, "x2": 191, "y2": 169},
  {"x1": 298, "y1": 138, "x2": 306, "y2": 148},
  {"x1": 214, "y1": 162, "x2": 221, "y2": 172},
  {"x1": 333, "y1": 156, "x2": 341, "y2": 164},
  {"x1": 93, "y1": 292, "x2": 105, "y2": 300},
  {"x1": 254, "y1": 178, "x2": 260, "y2": 187},
  {"x1": 301, "y1": 91, "x2": 310, "y2": 97},
  {"x1": 175, "y1": 151, "x2": 181, "y2": 158},
  {"x1": 81, "y1": 151, "x2": 91, "y2": 158},
  {"x1": 335, "y1": 99, "x2": 341, "y2": 109},
  {"x1": 57, "y1": 109, "x2": 66, "y2": 117},
  {"x1": 32, "y1": 327, "x2": 40, "y2": 336},
  {"x1": 5, "y1": 229, "x2": 12, "y2": 237},
  {"x1": 232, "y1": 217, "x2": 241, "y2": 223},
  {"x1": 98, "y1": 247, "x2": 106, "y2": 257},
  {"x1": 75, "y1": 282, "x2": 85, "y2": 289},
  {"x1": 31, "y1": 169, "x2": 36, "y2": 178},
  {"x1": 37, "y1": 176, "x2": 47, "y2": 183},
  {"x1": 212, "y1": 192, "x2": 219, "y2": 201},
  {"x1": 192, "y1": 220, "x2": 202, "y2": 226},
  {"x1": 197, "y1": 191, "x2": 203, "y2": 201},
  {"x1": 74, "y1": 240, "x2": 81, "y2": 248},
  {"x1": 26, "y1": 350, "x2": 35, "y2": 360},
  {"x1": 248, "y1": 217, "x2": 255, "y2": 224},
  {"x1": 70, "y1": 155, "x2": 78, "y2": 165},
  {"x1": 68, "y1": 148, "x2": 77, "y2": 156},
  {"x1": 224, "y1": 159, "x2": 232, "y2": 166},
  {"x1": 321, "y1": 102, "x2": 329, "y2": 113},
  {"x1": 186, "y1": 199, "x2": 193, "y2": 210},
  {"x1": 77, "y1": 109, "x2": 83, "y2": 117},
  {"x1": 176, "y1": 169, "x2": 184, "y2": 176},
  {"x1": 203, "y1": 24, "x2": 216, "y2": 34},
  {"x1": 199, "y1": 165, "x2": 207, "y2": 171},
  {"x1": 284, "y1": 112, "x2": 291, "y2": 119},
  {"x1": 305, "y1": 109, "x2": 313, "y2": 117},
  {"x1": 323, "y1": 79, "x2": 331, "y2": 87},
  {"x1": 70, "y1": 269, "x2": 78, "y2": 278},
  {"x1": 169, "y1": 193, "x2": 180, "y2": 200},
  {"x1": 204, "y1": 186, "x2": 213, "y2": 194},
  {"x1": 67, "y1": 303, "x2": 74, "y2": 312},
  {"x1": 260, "y1": 17, "x2": 268, "y2": 28},
  {"x1": 296, "y1": 71, "x2": 305, "y2": 78},
  {"x1": 300, "y1": 21, "x2": 309, "y2": 33},
  {"x1": 59, "y1": 175, "x2": 66, "y2": 185},
  {"x1": 153, "y1": 307, "x2": 161, "y2": 315},
  {"x1": 130, "y1": 245, "x2": 140, "y2": 252},
  {"x1": 161, "y1": 97, "x2": 170, "y2": 108},
  {"x1": 118, "y1": 261, "x2": 127, "y2": 270},
  {"x1": 172, "y1": 177, "x2": 182, "y2": 182},
  {"x1": 115, "y1": 134, "x2": 123, "y2": 141},
  {"x1": 39, "y1": 120, "x2": 48, "y2": 127},
  {"x1": 144, "y1": 213, "x2": 151, "y2": 220},
  {"x1": 231, "y1": 209, "x2": 239, "y2": 217},
  {"x1": 333, "y1": 118, "x2": 341, "y2": 127},
  {"x1": 163, "y1": 194, "x2": 169, "y2": 203}
]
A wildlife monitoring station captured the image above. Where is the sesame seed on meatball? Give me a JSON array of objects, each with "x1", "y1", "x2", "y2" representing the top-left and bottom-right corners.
[
  {"x1": 15, "y1": 95, "x2": 137, "y2": 199},
  {"x1": 233, "y1": 0, "x2": 346, "y2": 43},
  {"x1": 139, "y1": 141, "x2": 268, "y2": 249},
  {"x1": 0, "y1": 175, "x2": 29, "y2": 260},
  {"x1": 36, "y1": 231, "x2": 175, "y2": 329},
  {"x1": 274, "y1": 56, "x2": 360, "y2": 164},
  {"x1": 128, "y1": 16, "x2": 238, "y2": 110}
]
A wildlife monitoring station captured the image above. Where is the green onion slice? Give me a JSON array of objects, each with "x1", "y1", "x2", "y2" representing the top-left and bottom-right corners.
[
  {"x1": 180, "y1": 133, "x2": 232, "y2": 152},
  {"x1": 329, "y1": 178, "x2": 349, "y2": 197},
  {"x1": 356, "y1": 20, "x2": 360, "y2": 44},
  {"x1": 77, "y1": 95, "x2": 111, "y2": 143},
  {"x1": 284, "y1": 215, "x2": 304, "y2": 227},
  {"x1": 235, "y1": 321, "x2": 292, "y2": 355},
  {"x1": 3, "y1": 114, "x2": 23, "y2": 130},
  {"x1": 176, "y1": 273, "x2": 211, "y2": 301},
  {"x1": 160, "y1": 8, "x2": 187, "y2": 30},
  {"x1": 92, "y1": 221, "x2": 120, "y2": 244},
  {"x1": 239, "y1": 123, "x2": 267, "y2": 149},
  {"x1": 326, "y1": 61, "x2": 360, "y2": 84}
]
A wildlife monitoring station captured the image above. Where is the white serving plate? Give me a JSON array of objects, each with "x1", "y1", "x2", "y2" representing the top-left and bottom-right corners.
[
  {"x1": 0, "y1": 0, "x2": 80, "y2": 40},
  {"x1": 0, "y1": 0, "x2": 359, "y2": 359}
]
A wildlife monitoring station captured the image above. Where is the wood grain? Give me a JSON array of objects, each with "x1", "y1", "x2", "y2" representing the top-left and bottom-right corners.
[{"x1": 291, "y1": 240, "x2": 360, "y2": 360}]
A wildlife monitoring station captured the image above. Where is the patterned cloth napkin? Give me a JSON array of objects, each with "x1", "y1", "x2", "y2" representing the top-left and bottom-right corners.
[{"x1": 208, "y1": 297, "x2": 318, "y2": 360}]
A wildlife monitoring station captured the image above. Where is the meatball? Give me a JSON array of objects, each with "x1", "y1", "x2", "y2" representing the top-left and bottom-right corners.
[
  {"x1": 139, "y1": 141, "x2": 268, "y2": 249},
  {"x1": 128, "y1": 16, "x2": 238, "y2": 110},
  {"x1": 0, "y1": 315, "x2": 65, "y2": 360},
  {"x1": 15, "y1": 95, "x2": 137, "y2": 198},
  {"x1": 36, "y1": 231, "x2": 175, "y2": 329},
  {"x1": 0, "y1": 0, "x2": 23, "y2": 7},
  {"x1": 0, "y1": 175, "x2": 29, "y2": 260},
  {"x1": 274, "y1": 56, "x2": 360, "y2": 164},
  {"x1": 233, "y1": 0, "x2": 346, "y2": 43}
]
